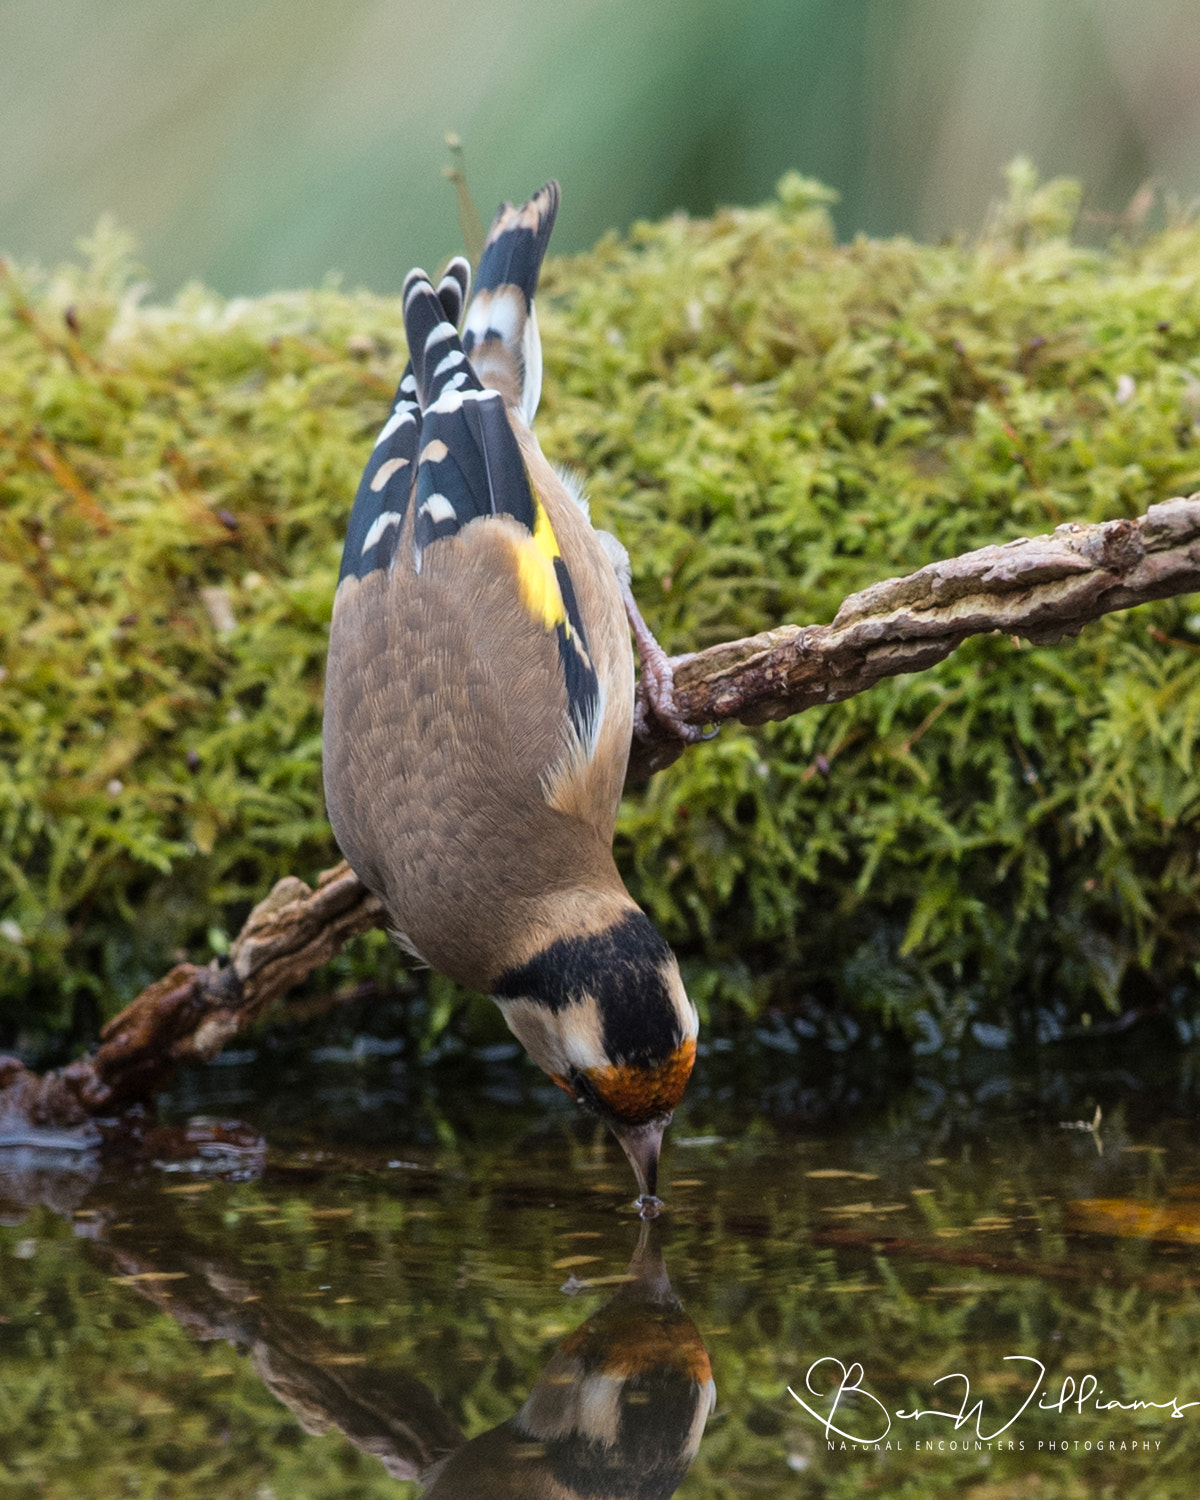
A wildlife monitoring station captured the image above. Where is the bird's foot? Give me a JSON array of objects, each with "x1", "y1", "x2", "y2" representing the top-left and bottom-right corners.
[
  {"x1": 618, "y1": 574, "x2": 715, "y2": 746},
  {"x1": 632, "y1": 638, "x2": 712, "y2": 746},
  {"x1": 636, "y1": 1193, "x2": 663, "y2": 1220}
]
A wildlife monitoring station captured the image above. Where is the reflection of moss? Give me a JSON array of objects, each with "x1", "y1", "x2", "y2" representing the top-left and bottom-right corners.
[
  {"x1": 4, "y1": 1117, "x2": 1200, "y2": 1500},
  {"x1": 0, "y1": 1209, "x2": 405, "y2": 1499},
  {"x1": 4, "y1": 166, "x2": 1200, "y2": 1046}
]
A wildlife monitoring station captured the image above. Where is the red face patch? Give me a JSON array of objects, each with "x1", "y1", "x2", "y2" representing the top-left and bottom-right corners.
[
  {"x1": 561, "y1": 1303, "x2": 713, "y2": 1383},
  {"x1": 585, "y1": 1038, "x2": 697, "y2": 1126}
]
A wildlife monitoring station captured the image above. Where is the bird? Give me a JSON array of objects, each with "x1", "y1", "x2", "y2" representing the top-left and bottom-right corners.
[
  {"x1": 422, "y1": 1223, "x2": 714, "y2": 1496},
  {"x1": 323, "y1": 182, "x2": 699, "y2": 1208}
]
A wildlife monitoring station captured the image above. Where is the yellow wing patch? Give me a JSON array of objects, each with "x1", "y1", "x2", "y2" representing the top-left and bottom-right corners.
[{"x1": 512, "y1": 496, "x2": 568, "y2": 632}]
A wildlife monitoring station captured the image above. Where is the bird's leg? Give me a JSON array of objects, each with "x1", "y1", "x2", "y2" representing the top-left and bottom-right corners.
[
  {"x1": 616, "y1": 574, "x2": 710, "y2": 744},
  {"x1": 594, "y1": 528, "x2": 716, "y2": 761}
]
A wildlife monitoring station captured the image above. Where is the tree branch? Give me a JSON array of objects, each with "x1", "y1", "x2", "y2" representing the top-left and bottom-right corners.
[
  {"x1": 0, "y1": 864, "x2": 382, "y2": 1132},
  {"x1": 5, "y1": 494, "x2": 1200, "y2": 1130},
  {"x1": 629, "y1": 494, "x2": 1200, "y2": 777}
]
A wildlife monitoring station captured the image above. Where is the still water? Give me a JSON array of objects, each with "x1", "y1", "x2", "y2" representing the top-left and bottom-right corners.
[{"x1": 3, "y1": 1026, "x2": 1200, "y2": 1498}]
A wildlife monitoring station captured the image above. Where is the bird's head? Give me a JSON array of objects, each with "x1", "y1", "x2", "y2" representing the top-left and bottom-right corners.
[{"x1": 492, "y1": 906, "x2": 698, "y2": 1204}]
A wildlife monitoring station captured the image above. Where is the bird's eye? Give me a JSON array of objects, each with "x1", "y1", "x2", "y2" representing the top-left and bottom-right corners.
[{"x1": 567, "y1": 1068, "x2": 605, "y2": 1115}]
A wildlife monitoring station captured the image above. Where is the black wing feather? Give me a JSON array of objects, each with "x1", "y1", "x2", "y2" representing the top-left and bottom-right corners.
[
  {"x1": 402, "y1": 256, "x2": 601, "y2": 746},
  {"x1": 338, "y1": 371, "x2": 419, "y2": 583},
  {"x1": 339, "y1": 269, "x2": 470, "y2": 584},
  {"x1": 402, "y1": 275, "x2": 540, "y2": 561},
  {"x1": 468, "y1": 182, "x2": 559, "y2": 315}
]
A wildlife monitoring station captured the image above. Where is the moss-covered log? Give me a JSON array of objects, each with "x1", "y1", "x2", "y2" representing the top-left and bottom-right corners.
[
  {"x1": 0, "y1": 863, "x2": 381, "y2": 1128},
  {"x1": 5, "y1": 166, "x2": 1200, "y2": 1080}
]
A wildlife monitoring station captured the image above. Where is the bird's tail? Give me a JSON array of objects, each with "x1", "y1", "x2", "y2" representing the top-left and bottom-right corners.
[
  {"x1": 462, "y1": 181, "x2": 560, "y2": 427},
  {"x1": 336, "y1": 259, "x2": 471, "y2": 583}
]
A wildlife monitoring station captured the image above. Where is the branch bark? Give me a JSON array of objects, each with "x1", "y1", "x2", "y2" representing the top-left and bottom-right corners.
[
  {"x1": 630, "y1": 493, "x2": 1200, "y2": 776},
  {"x1": 0, "y1": 864, "x2": 382, "y2": 1133},
  {"x1": 5, "y1": 494, "x2": 1200, "y2": 1130}
]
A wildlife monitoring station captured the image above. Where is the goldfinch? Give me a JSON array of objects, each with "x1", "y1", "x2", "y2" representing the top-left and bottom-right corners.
[
  {"x1": 423, "y1": 1225, "x2": 714, "y2": 1494},
  {"x1": 323, "y1": 183, "x2": 698, "y2": 1206}
]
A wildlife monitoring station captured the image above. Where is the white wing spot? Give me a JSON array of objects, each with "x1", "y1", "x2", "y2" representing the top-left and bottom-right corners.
[
  {"x1": 361, "y1": 511, "x2": 403, "y2": 553},
  {"x1": 419, "y1": 439, "x2": 449, "y2": 464},
  {"x1": 418, "y1": 494, "x2": 456, "y2": 525},
  {"x1": 374, "y1": 409, "x2": 416, "y2": 448},
  {"x1": 370, "y1": 456, "x2": 410, "y2": 493},
  {"x1": 429, "y1": 386, "x2": 502, "y2": 416},
  {"x1": 423, "y1": 320, "x2": 458, "y2": 354},
  {"x1": 402, "y1": 273, "x2": 430, "y2": 311},
  {"x1": 433, "y1": 349, "x2": 466, "y2": 378}
]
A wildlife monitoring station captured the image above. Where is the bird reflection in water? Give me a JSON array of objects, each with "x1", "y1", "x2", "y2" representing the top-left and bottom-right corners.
[
  {"x1": 1, "y1": 1146, "x2": 714, "y2": 1499},
  {"x1": 423, "y1": 1226, "x2": 715, "y2": 1498}
]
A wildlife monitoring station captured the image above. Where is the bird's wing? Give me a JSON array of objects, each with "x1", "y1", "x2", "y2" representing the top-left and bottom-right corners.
[
  {"x1": 462, "y1": 180, "x2": 559, "y2": 424},
  {"x1": 337, "y1": 260, "x2": 471, "y2": 584},
  {"x1": 402, "y1": 269, "x2": 602, "y2": 754}
]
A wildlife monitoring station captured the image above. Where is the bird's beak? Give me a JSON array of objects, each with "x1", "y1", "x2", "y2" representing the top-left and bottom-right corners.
[{"x1": 610, "y1": 1117, "x2": 668, "y2": 1214}]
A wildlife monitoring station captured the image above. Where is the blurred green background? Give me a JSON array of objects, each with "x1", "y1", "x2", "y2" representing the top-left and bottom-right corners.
[{"x1": 3, "y1": 0, "x2": 1200, "y2": 296}]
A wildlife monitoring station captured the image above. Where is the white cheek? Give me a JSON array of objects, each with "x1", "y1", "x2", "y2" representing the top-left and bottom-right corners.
[
  {"x1": 576, "y1": 1372, "x2": 624, "y2": 1444},
  {"x1": 558, "y1": 1003, "x2": 608, "y2": 1073},
  {"x1": 494, "y1": 997, "x2": 561, "y2": 1076},
  {"x1": 493, "y1": 996, "x2": 608, "y2": 1077},
  {"x1": 666, "y1": 966, "x2": 699, "y2": 1042}
]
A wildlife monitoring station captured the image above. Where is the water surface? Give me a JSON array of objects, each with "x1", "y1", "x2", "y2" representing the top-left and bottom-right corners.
[{"x1": 3, "y1": 1033, "x2": 1200, "y2": 1497}]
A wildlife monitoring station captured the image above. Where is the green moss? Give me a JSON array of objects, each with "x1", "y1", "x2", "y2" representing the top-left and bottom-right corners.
[{"x1": 4, "y1": 168, "x2": 1200, "y2": 1048}]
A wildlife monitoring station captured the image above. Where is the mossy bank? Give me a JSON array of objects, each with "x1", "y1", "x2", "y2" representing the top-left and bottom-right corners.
[{"x1": 4, "y1": 166, "x2": 1200, "y2": 1055}]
